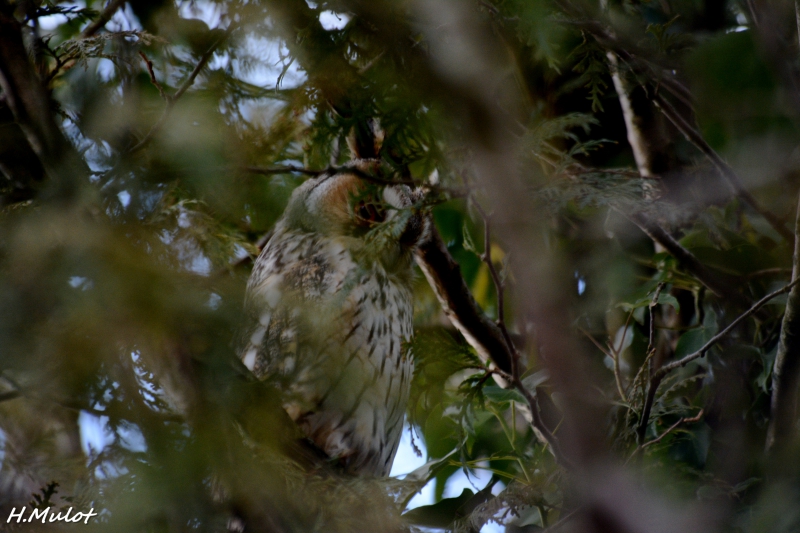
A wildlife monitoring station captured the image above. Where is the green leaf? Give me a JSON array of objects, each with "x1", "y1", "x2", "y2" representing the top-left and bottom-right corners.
[
  {"x1": 521, "y1": 369, "x2": 550, "y2": 391},
  {"x1": 462, "y1": 219, "x2": 479, "y2": 255},
  {"x1": 483, "y1": 385, "x2": 527, "y2": 406},
  {"x1": 402, "y1": 488, "x2": 474, "y2": 528}
]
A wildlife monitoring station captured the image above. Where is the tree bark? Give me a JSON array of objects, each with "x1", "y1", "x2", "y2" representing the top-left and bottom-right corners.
[
  {"x1": 0, "y1": 0, "x2": 87, "y2": 200},
  {"x1": 766, "y1": 192, "x2": 800, "y2": 453}
]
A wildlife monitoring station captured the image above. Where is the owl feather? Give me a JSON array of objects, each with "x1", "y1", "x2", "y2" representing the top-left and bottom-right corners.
[{"x1": 239, "y1": 160, "x2": 430, "y2": 476}]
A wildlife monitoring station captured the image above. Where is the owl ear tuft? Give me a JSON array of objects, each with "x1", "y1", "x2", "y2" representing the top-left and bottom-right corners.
[{"x1": 346, "y1": 118, "x2": 384, "y2": 160}]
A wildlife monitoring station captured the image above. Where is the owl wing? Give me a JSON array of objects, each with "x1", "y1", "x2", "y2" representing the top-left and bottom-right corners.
[{"x1": 238, "y1": 226, "x2": 355, "y2": 403}]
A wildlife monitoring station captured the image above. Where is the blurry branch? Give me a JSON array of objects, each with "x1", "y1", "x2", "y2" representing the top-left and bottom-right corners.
[
  {"x1": 138, "y1": 52, "x2": 167, "y2": 100},
  {"x1": 471, "y1": 200, "x2": 568, "y2": 466},
  {"x1": 81, "y1": 0, "x2": 126, "y2": 38},
  {"x1": 652, "y1": 93, "x2": 794, "y2": 242},
  {"x1": 635, "y1": 282, "x2": 665, "y2": 445},
  {"x1": 611, "y1": 312, "x2": 634, "y2": 402},
  {"x1": 766, "y1": 193, "x2": 800, "y2": 453},
  {"x1": 606, "y1": 52, "x2": 655, "y2": 184},
  {"x1": 243, "y1": 165, "x2": 326, "y2": 177},
  {"x1": 636, "y1": 278, "x2": 800, "y2": 447},
  {"x1": 578, "y1": 315, "x2": 631, "y2": 403},
  {"x1": 564, "y1": 0, "x2": 792, "y2": 241},
  {"x1": 655, "y1": 283, "x2": 797, "y2": 371},
  {"x1": 128, "y1": 25, "x2": 235, "y2": 154},
  {"x1": 0, "y1": 0, "x2": 88, "y2": 199},
  {"x1": 636, "y1": 408, "x2": 703, "y2": 455},
  {"x1": 0, "y1": 390, "x2": 21, "y2": 403},
  {"x1": 540, "y1": 507, "x2": 582, "y2": 532},
  {"x1": 623, "y1": 210, "x2": 754, "y2": 311},
  {"x1": 243, "y1": 164, "x2": 467, "y2": 197}
]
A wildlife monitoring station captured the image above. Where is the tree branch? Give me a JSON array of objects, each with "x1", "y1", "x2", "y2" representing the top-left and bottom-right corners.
[
  {"x1": 415, "y1": 227, "x2": 513, "y2": 374},
  {"x1": 81, "y1": 0, "x2": 126, "y2": 38},
  {"x1": 623, "y1": 210, "x2": 754, "y2": 311},
  {"x1": 471, "y1": 199, "x2": 568, "y2": 466},
  {"x1": 652, "y1": 93, "x2": 794, "y2": 242},
  {"x1": 656, "y1": 278, "x2": 800, "y2": 378},
  {"x1": 636, "y1": 282, "x2": 665, "y2": 445},
  {"x1": 127, "y1": 25, "x2": 235, "y2": 154},
  {"x1": 0, "y1": 2, "x2": 88, "y2": 199},
  {"x1": 634, "y1": 278, "x2": 800, "y2": 451},
  {"x1": 766, "y1": 191, "x2": 800, "y2": 453}
]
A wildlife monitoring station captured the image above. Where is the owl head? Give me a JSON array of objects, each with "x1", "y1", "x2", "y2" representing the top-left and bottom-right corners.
[{"x1": 281, "y1": 160, "x2": 431, "y2": 268}]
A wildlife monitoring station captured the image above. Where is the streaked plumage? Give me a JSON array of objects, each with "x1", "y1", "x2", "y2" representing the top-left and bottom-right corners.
[{"x1": 239, "y1": 160, "x2": 429, "y2": 476}]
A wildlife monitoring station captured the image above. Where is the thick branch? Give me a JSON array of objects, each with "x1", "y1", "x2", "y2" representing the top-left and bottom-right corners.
[
  {"x1": 766, "y1": 192, "x2": 800, "y2": 453},
  {"x1": 414, "y1": 227, "x2": 513, "y2": 374},
  {"x1": 0, "y1": 2, "x2": 88, "y2": 198}
]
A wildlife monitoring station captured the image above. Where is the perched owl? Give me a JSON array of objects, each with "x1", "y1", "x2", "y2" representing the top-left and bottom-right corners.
[{"x1": 239, "y1": 160, "x2": 430, "y2": 476}]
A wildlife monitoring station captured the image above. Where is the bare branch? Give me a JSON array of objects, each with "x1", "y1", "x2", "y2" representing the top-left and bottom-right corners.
[
  {"x1": 640, "y1": 409, "x2": 704, "y2": 451},
  {"x1": 634, "y1": 278, "x2": 800, "y2": 451},
  {"x1": 81, "y1": 0, "x2": 126, "y2": 38},
  {"x1": 470, "y1": 198, "x2": 569, "y2": 467},
  {"x1": 472, "y1": 200, "x2": 518, "y2": 378},
  {"x1": 657, "y1": 278, "x2": 800, "y2": 378},
  {"x1": 415, "y1": 228, "x2": 514, "y2": 374},
  {"x1": 623, "y1": 210, "x2": 754, "y2": 311},
  {"x1": 243, "y1": 165, "x2": 326, "y2": 177},
  {"x1": 636, "y1": 282, "x2": 665, "y2": 445},
  {"x1": 627, "y1": 408, "x2": 705, "y2": 465},
  {"x1": 139, "y1": 51, "x2": 167, "y2": 101},
  {"x1": 766, "y1": 191, "x2": 800, "y2": 453},
  {"x1": 0, "y1": 2, "x2": 88, "y2": 198},
  {"x1": 647, "y1": 282, "x2": 666, "y2": 358},
  {"x1": 609, "y1": 311, "x2": 634, "y2": 403},
  {"x1": 127, "y1": 25, "x2": 235, "y2": 154},
  {"x1": 653, "y1": 93, "x2": 794, "y2": 242}
]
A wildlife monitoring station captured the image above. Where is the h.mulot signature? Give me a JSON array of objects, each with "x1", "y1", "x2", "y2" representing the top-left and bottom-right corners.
[{"x1": 7, "y1": 506, "x2": 98, "y2": 525}]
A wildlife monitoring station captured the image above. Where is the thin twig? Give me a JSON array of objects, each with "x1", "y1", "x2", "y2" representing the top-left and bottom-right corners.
[
  {"x1": 647, "y1": 282, "x2": 666, "y2": 358},
  {"x1": 578, "y1": 326, "x2": 612, "y2": 359},
  {"x1": 128, "y1": 25, "x2": 235, "y2": 154},
  {"x1": 138, "y1": 51, "x2": 167, "y2": 100},
  {"x1": 540, "y1": 506, "x2": 583, "y2": 532},
  {"x1": 653, "y1": 93, "x2": 793, "y2": 242},
  {"x1": 473, "y1": 200, "x2": 518, "y2": 378},
  {"x1": 640, "y1": 408, "x2": 704, "y2": 450},
  {"x1": 609, "y1": 310, "x2": 634, "y2": 403},
  {"x1": 81, "y1": 0, "x2": 126, "y2": 37},
  {"x1": 635, "y1": 279, "x2": 800, "y2": 449},
  {"x1": 471, "y1": 198, "x2": 569, "y2": 468},
  {"x1": 636, "y1": 282, "x2": 666, "y2": 445},
  {"x1": 657, "y1": 278, "x2": 800, "y2": 378}
]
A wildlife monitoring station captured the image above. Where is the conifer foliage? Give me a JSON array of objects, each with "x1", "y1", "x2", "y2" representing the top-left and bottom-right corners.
[{"x1": 2, "y1": 0, "x2": 800, "y2": 531}]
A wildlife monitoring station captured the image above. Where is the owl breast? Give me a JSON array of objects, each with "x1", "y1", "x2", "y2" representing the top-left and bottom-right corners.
[{"x1": 241, "y1": 223, "x2": 415, "y2": 476}]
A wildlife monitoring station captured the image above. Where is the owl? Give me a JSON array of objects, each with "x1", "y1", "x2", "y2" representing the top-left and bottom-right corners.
[{"x1": 239, "y1": 160, "x2": 430, "y2": 476}]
